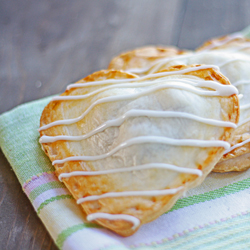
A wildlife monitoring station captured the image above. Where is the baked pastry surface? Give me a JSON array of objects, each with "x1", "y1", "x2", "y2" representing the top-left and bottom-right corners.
[
  {"x1": 39, "y1": 65, "x2": 239, "y2": 236},
  {"x1": 108, "y1": 46, "x2": 190, "y2": 75},
  {"x1": 109, "y1": 46, "x2": 250, "y2": 172},
  {"x1": 197, "y1": 33, "x2": 250, "y2": 54}
]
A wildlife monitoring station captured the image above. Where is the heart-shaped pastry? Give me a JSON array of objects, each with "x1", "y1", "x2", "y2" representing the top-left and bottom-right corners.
[{"x1": 39, "y1": 64, "x2": 239, "y2": 236}]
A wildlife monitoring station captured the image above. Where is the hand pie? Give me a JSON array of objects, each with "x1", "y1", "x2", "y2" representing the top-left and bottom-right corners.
[
  {"x1": 197, "y1": 33, "x2": 250, "y2": 55},
  {"x1": 108, "y1": 46, "x2": 190, "y2": 75},
  {"x1": 39, "y1": 65, "x2": 239, "y2": 236},
  {"x1": 109, "y1": 46, "x2": 250, "y2": 172}
]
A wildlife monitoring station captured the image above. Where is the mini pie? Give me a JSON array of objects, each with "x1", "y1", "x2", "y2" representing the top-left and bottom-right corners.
[
  {"x1": 108, "y1": 46, "x2": 190, "y2": 75},
  {"x1": 39, "y1": 65, "x2": 239, "y2": 236},
  {"x1": 109, "y1": 44, "x2": 250, "y2": 172},
  {"x1": 197, "y1": 33, "x2": 250, "y2": 54}
]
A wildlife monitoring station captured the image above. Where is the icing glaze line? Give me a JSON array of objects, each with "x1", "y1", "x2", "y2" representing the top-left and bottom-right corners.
[
  {"x1": 77, "y1": 186, "x2": 183, "y2": 204},
  {"x1": 39, "y1": 79, "x2": 237, "y2": 131},
  {"x1": 40, "y1": 110, "x2": 236, "y2": 143},
  {"x1": 66, "y1": 65, "x2": 220, "y2": 89},
  {"x1": 52, "y1": 78, "x2": 237, "y2": 102},
  {"x1": 87, "y1": 213, "x2": 140, "y2": 230},
  {"x1": 52, "y1": 136, "x2": 230, "y2": 165},
  {"x1": 58, "y1": 163, "x2": 203, "y2": 181},
  {"x1": 224, "y1": 138, "x2": 250, "y2": 155},
  {"x1": 240, "y1": 103, "x2": 250, "y2": 110}
]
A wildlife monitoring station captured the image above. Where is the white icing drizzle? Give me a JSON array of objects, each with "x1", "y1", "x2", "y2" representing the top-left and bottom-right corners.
[
  {"x1": 233, "y1": 80, "x2": 250, "y2": 87},
  {"x1": 52, "y1": 136, "x2": 230, "y2": 165},
  {"x1": 52, "y1": 78, "x2": 237, "y2": 102},
  {"x1": 238, "y1": 117, "x2": 250, "y2": 127},
  {"x1": 77, "y1": 186, "x2": 183, "y2": 204},
  {"x1": 39, "y1": 78, "x2": 237, "y2": 132},
  {"x1": 199, "y1": 33, "x2": 244, "y2": 51},
  {"x1": 53, "y1": 79, "x2": 168, "y2": 101},
  {"x1": 66, "y1": 64, "x2": 219, "y2": 89},
  {"x1": 87, "y1": 213, "x2": 140, "y2": 230},
  {"x1": 129, "y1": 40, "x2": 250, "y2": 74},
  {"x1": 127, "y1": 45, "x2": 250, "y2": 76},
  {"x1": 127, "y1": 66, "x2": 153, "y2": 75},
  {"x1": 126, "y1": 53, "x2": 196, "y2": 75},
  {"x1": 238, "y1": 94, "x2": 243, "y2": 100},
  {"x1": 58, "y1": 163, "x2": 203, "y2": 181},
  {"x1": 224, "y1": 138, "x2": 250, "y2": 155},
  {"x1": 40, "y1": 110, "x2": 236, "y2": 143},
  {"x1": 147, "y1": 54, "x2": 195, "y2": 75},
  {"x1": 240, "y1": 103, "x2": 250, "y2": 110}
]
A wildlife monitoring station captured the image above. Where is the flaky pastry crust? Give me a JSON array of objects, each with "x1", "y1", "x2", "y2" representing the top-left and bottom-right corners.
[
  {"x1": 108, "y1": 46, "x2": 189, "y2": 75},
  {"x1": 39, "y1": 65, "x2": 239, "y2": 236},
  {"x1": 197, "y1": 34, "x2": 250, "y2": 54}
]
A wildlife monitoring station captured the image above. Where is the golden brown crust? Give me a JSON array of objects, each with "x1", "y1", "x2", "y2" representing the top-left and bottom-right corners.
[
  {"x1": 197, "y1": 34, "x2": 250, "y2": 52},
  {"x1": 213, "y1": 153, "x2": 250, "y2": 172},
  {"x1": 108, "y1": 46, "x2": 189, "y2": 74},
  {"x1": 40, "y1": 65, "x2": 239, "y2": 236},
  {"x1": 214, "y1": 122, "x2": 250, "y2": 172}
]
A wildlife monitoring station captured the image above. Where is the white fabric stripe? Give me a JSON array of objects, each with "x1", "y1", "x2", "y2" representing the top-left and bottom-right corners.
[
  {"x1": 62, "y1": 187, "x2": 250, "y2": 250},
  {"x1": 32, "y1": 188, "x2": 70, "y2": 211},
  {"x1": 63, "y1": 228, "x2": 128, "y2": 250}
]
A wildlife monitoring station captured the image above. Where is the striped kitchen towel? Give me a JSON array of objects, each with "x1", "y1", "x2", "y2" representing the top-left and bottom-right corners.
[{"x1": 1, "y1": 27, "x2": 250, "y2": 250}]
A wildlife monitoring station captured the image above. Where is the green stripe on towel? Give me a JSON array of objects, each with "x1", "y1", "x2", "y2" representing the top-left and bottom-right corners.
[
  {"x1": 170, "y1": 177, "x2": 250, "y2": 212},
  {"x1": 37, "y1": 194, "x2": 74, "y2": 214}
]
